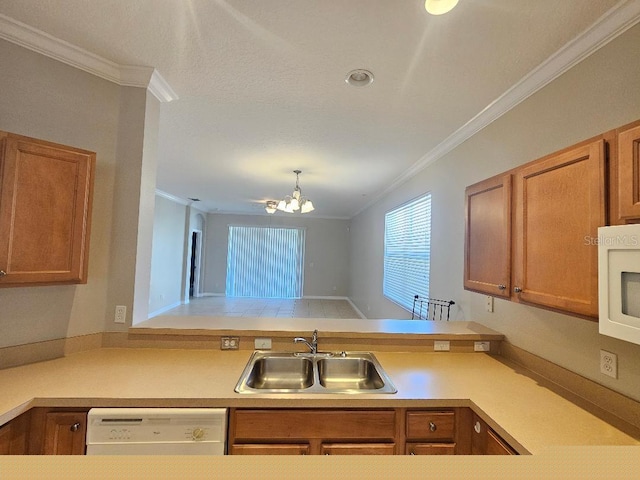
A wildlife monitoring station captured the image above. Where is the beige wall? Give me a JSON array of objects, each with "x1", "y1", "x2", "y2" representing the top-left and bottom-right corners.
[
  {"x1": 149, "y1": 195, "x2": 188, "y2": 315},
  {"x1": 0, "y1": 40, "x2": 155, "y2": 346},
  {"x1": 349, "y1": 24, "x2": 640, "y2": 401},
  {"x1": 205, "y1": 214, "x2": 350, "y2": 297}
]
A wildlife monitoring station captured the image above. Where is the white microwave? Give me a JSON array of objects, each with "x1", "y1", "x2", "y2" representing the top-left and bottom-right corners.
[{"x1": 598, "y1": 224, "x2": 640, "y2": 345}]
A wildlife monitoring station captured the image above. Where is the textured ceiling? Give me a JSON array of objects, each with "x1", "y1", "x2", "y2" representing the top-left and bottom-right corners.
[{"x1": 0, "y1": 0, "x2": 626, "y2": 217}]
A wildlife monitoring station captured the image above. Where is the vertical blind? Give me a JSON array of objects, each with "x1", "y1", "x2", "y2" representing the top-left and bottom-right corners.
[
  {"x1": 383, "y1": 194, "x2": 431, "y2": 312},
  {"x1": 226, "y1": 226, "x2": 305, "y2": 298}
]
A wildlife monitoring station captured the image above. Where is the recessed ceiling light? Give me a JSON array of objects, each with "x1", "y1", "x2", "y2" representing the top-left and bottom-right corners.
[
  {"x1": 345, "y1": 69, "x2": 374, "y2": 87},
  {"x1": 425, "y1": 0, "x2": 459, "y2": 15}
]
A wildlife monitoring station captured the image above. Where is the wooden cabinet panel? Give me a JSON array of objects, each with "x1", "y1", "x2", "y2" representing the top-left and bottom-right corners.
[
  {"x1": 0, "y1": 411, "x2": 30, "y2": 455},
  {"x1": 617, "y1": 122, "x2": 640, "y2": 221},
  {"x1": 43, "y1": 412, "x2": 87, "y2": 455},
  {"x1": 231, "y1": 444, "x2": 310, "y2": 455},
  {"x1": 232, "y1": 409, "x2": 396, "y2": 441},
  {"x1": 513, "y1": 139, "x2": 605, "y2": 317},
  {"x1": 0, "y1": 132, "x2": 94, "y2": 287},
  {"x1": 321, "y1": 443, "x2": 395, "y2": 455},
  {"x1": 0, "y1": 424, "x2": 11, "y2": 454},
  {"x1": 472, "y1": 414, "x2": 516, "y2": 455},
  {"x1": 486, "y1": 429, "x2": 516, "y2": 455},
  {"x1": 464, "y1": 174, "x2": 512, "y2": 297},
  {"x1": 406, "y1": 411, "x2": 455, "y2": 441},
  {"x1": 406, "y1": 442, "x2": 455, "y2": 455}
]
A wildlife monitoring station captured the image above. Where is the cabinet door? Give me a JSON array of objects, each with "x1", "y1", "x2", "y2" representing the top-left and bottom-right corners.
[
  {"x1": 472, "y1": 415, "x2": 515, "y2": 455},
  {"x1": 406, "y1": 443, "x2": 455, "y2": 455},
  {"x1": 231, "y1": 444, "x2": 310, "y2": 455},
  {"x1": 617, "y1": 123, "x2": 640, "y2": 220},
  {"x1": 0, "y1": 133, "x2": 94, "y2": 286},
  {"x1": 43, "y1": 412, "x2": 87, "y2": 455},
  {"x1": 0, "y1": 412, "x2": 29, "y2": 455},
  {"x1": 464, "y1": 174, "x2": 512, "y2": 297},
  {"x1": 321, "y1": 443, "x2": 395, "y2": 455},
  {"x1": 513, "y1": 139, "x2": 605, "y2": 317}
]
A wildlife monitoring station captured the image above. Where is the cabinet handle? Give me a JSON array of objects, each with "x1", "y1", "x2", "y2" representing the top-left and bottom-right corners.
[
  {"x1": 0, "y1": 270, "x2": 6, "y2": 277},
  {"x1": 70, "y1": 422, "x2": 81, "y2": 432},
  {"x1": 498, "y1": 284, "x2": 506, "y2": 290},
  {"x1": 474, "y1": 421, "x2": 482, "y2": 434},
  {"x1": 429, "y1": 421, "x2": 437, "y2": 432},
  {"x1": 514, "y1": 286, "x2": 522, "y2": 293}
]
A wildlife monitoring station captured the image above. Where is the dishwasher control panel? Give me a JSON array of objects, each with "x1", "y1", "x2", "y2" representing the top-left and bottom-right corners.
[{"x1": 86, "y1": 408, "x2": 227, "y2": 455}]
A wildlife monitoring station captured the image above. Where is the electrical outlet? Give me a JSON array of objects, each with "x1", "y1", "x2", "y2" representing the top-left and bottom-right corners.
[
  {"x1": 114, "y1": 305, "x2": 126, "y2": 324},
  {"x1": 221, "y1": 336, "x2": 240, "y2": 350},
  {"x1": 485, "y1": 296, "x2": 494, "y2": 313},
  {"x1": 600, "y1": 350, "x2": 618, "y2": 379},
  {"x1": 434, "y1": 340, "x2": 450, "y2": 351},
  {"x1": 474, "y1": 341, "x2": 491, "y2": 352}
]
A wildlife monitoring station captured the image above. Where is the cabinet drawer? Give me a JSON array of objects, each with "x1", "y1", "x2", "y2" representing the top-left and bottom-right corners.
[
  {"x1": 321, "y1": 443, "x2": 396, "y2": 455},
  {"x1": 406, "y1": 442, "x2": 456, "y2": 455},
  {"x1": 231, "y1": 444, "x2": 310, "y2": 455},
  {"x1": 233, "y1": 409, "x2": 396, "y2": 440},
  {"x1": 406, "y1": 411, "x2": 455, "y2": 440}
]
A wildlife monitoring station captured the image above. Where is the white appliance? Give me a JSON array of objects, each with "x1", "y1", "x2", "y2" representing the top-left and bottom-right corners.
[
  {"x1": 86, "y1": 408, "x2": 227, "y2": 455},
  {"x1": 598, "y1": 224, "x2": 640, "y2": 345}
]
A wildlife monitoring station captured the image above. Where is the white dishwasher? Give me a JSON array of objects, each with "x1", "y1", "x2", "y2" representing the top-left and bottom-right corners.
[{"x1": 86, "y1": 408, "x2": 227, "y2": 455}]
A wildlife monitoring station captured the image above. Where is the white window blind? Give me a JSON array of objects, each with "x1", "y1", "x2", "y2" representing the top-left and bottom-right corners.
[
  {"x1": 383, "y1": 194, "x2": 431, "y2": 312},
  {"x1": 226, "y1": 226, "x2": 305, "y2": 298}
]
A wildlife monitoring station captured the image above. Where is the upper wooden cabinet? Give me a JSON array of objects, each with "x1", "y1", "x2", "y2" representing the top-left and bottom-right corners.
[
  {"x1": 464, "y1": 138, "x2": 606, "y2": 318},
  {"x1": 0, "y1": 132, "x2": 95, "y2": 287},
  {"x1": 464, "y1": 174, "x2": 512, "y2": 298},
  {"x1": 512, "y1": 139, "x2": 605, "y2": 317},
  {"x1": 614, "y1": 121, "x2": 640, "y2": 222}
]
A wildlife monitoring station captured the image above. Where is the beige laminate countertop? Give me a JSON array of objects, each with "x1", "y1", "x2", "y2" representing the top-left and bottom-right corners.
[
  {"x1": 1, "y1": 346, "x2": 638, "y2": 455},
  {"x1": 131, "y1": 317, "x2": 505, "y2": 338}
]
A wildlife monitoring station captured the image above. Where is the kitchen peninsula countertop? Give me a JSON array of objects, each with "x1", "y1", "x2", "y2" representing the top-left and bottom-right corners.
[{"x1": 1, "y1": 346, "x2": 638, "y2": 455}]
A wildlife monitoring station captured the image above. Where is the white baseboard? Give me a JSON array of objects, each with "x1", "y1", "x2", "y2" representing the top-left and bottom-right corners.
[
  {"x1": 147, "y1": 301, "x2": 182, "y2": 318},
  {"x1": 302, "y1": 295, "x2": 349, "y2": 300},
  {"x1": 346, "y1": 298, "x2": 367, "y2": 319}
]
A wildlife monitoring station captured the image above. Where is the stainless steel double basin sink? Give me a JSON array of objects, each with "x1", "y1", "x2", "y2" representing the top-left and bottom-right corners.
[{"x1": 235, "y1": 351, "x2": 397, "y2": 394}]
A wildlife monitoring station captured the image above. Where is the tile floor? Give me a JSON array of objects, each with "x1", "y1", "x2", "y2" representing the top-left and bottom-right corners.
[{"x1": 158, "y1": 296, "x2": 362, "y2": 319}]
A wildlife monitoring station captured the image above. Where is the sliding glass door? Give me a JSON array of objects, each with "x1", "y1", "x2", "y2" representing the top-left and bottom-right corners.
[{"x1": 226, "y1": 226, "x2": 305, "y2": 298}]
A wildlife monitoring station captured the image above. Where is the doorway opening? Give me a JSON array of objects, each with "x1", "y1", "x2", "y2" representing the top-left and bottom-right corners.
[{"x1": 189, "y1": 230, "x2": 202, "y2": 298}]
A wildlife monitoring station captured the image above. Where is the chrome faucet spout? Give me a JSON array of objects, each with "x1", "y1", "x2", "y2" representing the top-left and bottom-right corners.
[{"x1": 294, "y1": 329, "x2": 318, "y2": 354}]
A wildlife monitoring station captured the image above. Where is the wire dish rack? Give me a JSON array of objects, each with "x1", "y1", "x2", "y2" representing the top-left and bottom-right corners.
[{"x1": 411, "y1": 295, "x2": 455, "y2": 321}]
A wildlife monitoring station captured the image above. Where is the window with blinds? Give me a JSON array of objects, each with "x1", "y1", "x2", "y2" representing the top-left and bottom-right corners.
[
  {"x1": 383, "y1": 194, "x2": 431, "y2": 312},
  {"x1": 226, "y1": 226, "x2": 305, "y2": 298}
]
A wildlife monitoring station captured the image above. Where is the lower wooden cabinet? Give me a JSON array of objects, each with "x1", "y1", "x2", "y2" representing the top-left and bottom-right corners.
[
  {"x1": 228, "y1": 407, "x2": 503, "y2": 456},
  {"x1": 406, "y1": 443, "x2": 455, "y2": 455},
  {"x1": 0, "y1": 411, "x2": 29, "y2": 455},
  {"x1": 228, "y1": 408, "x2": 397, "y2": 455},
  {"x1": 230, "y1": 444, "x2": 310, "y2": 455},
  {"x1": 471, "y1": 413, "x2": 516, "y2": 455},
  {"x1": 26, "y1": 408, "x2": 88, "y2": 455},
  {"x1": 321, "y1": 443, "x2": 396, "y2": 455}
]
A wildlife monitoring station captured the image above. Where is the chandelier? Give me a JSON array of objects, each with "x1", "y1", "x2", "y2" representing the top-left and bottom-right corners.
[{"x1": 265, "y1": 170, "x2": 315, "y2": 214}]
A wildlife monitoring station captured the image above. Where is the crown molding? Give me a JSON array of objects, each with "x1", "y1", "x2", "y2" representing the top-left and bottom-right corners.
[
  {"x1": 155, "y1": 189, "x2": 190, "y2": 206},
  {"x1": 0, "y1": 13, "x2": 178, "y2": 103},
  {"x1": 351, "y1": 0, "x2": 640, "y2": 218}
]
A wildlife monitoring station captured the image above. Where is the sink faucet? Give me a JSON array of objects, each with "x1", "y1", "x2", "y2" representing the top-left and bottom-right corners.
[{"x1": 294, "y1": 329, "x2": 318, "y2": 354}]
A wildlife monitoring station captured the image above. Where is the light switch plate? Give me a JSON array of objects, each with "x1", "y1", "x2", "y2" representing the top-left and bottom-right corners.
[
  {"x1": 434, "y1": 340, "x2": 450, "y2": 351},
  {"x1": 255, "y1": 338, "x2": 272, "y2": 350},
  {"x1": 474, "y1": 341, "x2": 491, "y2": 352}
]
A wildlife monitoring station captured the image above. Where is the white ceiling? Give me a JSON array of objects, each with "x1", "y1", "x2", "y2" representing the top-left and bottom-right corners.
[{"x1": 0, "y1": 0, "x2": 636, "y2": 218}]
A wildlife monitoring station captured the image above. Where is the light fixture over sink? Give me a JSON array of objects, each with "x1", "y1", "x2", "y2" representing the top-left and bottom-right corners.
[{"x1": 265, "y1": 170, "x2": 315, "y2": 214}]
